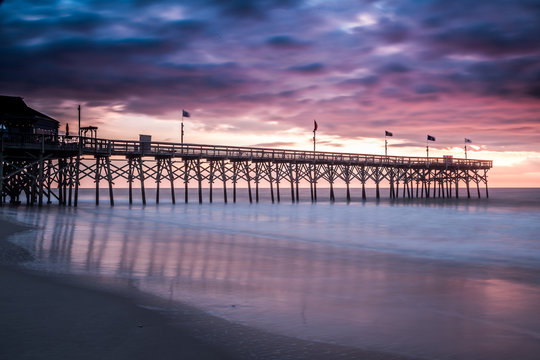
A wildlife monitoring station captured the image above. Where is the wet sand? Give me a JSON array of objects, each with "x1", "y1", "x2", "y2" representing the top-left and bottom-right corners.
[
  {"x1": 0, "y1": 218, "x2": 235, "y2": 359},
  {"x1": 0, "y1": 216, "x2": 415, "y2": 360}
]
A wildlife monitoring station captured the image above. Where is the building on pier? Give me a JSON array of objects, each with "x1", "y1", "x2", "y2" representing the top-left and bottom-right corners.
[{"x1": 0, "y1": 96, "x2": 59, "y2": 136}]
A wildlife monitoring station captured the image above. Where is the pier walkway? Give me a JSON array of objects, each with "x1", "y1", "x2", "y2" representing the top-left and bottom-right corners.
[{"x1": 1, "y1": 135, "x2": 492, "y2": 205}]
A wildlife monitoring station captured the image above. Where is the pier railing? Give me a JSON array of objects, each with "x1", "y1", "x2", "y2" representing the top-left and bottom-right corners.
[
  {"x1": 1, "y1": 133, "x2": 492, "y2": 169},
  {"x1": 81, "y1": 137, "x2": 492, "y2": 169}
]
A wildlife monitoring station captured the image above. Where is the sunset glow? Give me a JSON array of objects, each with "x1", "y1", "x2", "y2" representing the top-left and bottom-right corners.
[{"x1": 2, "y1": 0, "x2": 539, "y2": 187}]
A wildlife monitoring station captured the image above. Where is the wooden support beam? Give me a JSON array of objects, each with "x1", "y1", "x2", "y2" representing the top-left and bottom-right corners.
[
  {"x1": 313, "y1": 164, "x2": 318, "y2": 202},
  {"x1": 275, "y1": 163, "x2": 281, "y2": 203},
  {"x1": 295, "y1": 163, "x2": 299, "y2": 202},
  {"x1": 329, "y1": 165, "x2": 335, "y2": 202},
  {"x1": 455, "y1": 170, "x2": 459, "y2": 199},
  {"x1": 233, "y1": 161, "x2": 237, "y2": 203},
  {"x1": 58, "y1": 159, "x2": 64, "y2": 205},
  {"x1": 139, "y1": 158, "x2": 146, "y2": 205},
  {"x1": 375, "y1": 167, "x2": 380, "y2": 199},
  {"x1": 310, "y1": 163, "x2": 314, "y2": 203},
  {"x1": 38, "y1": 154, "x2": 44, "y2": 206},
  {"x1": 156, "y1": 158, "x2": 162, "y2": 204},
  {"x1": 0, "y1": 151, "x2": 3, "y2": 206},
  {"x1": 245, "y1": 162, "x2": 252, "y2": 204},
  {"x1": 361, "y1": 166, "x2": 366, "y2": 200},
  {"x1": 128, "y1": 158, "x2": 133, "y2": 204},
  {"x1": 106, "y1": 157, "x2": 114, "y2": 206},
  {"x1": 168, "y1": 158, "x2": 176, "y2": 204},
  {"x1": 389, "y1": 168, "x2": 394, "y2": 199},
  {"x1": 289, "y1": 163, "x2": 295, "y2": 203},
  {"x1": 94, "y1": 158, "x2": 99, "y2": 205},
  {"x1": 184, "y1": 160, "x2": 189, "y2": 204},
  {"x1": 197, "y1": 158, "x2": 203, "y2": 204},
  {"x1": 30, "y1": 163, "x2": 37, "y2": 205},
  {"x1": 345, "y1": 166, "x2": 351, "y2": 202},
  {"x1": 255, "y1": 162, "x2": 259, "y2": 203},
  {"x1": 209, "y1": 161, "x2": 214, "y2": 203},
  {"x1": 484, "y1": 169, "x2": 489, "y2": 198},
  {"x1": 221, "y1": 160, "x2": 227, "y2": 204},
  {"x1": 68, "y1": 157, "x2": 73, "y2": 206},
  {"x1": 74, "y1": 154, "x2": 80, "y2": 207},
  {"x1": 268, "y1": 162, "x2": 275, "y2": 204},
  {"x1": 466, "y1": 170, "x2": 471, "y2": 198},
  {"x1": 46, "y1": 159, "x2": 52, "y2": 204}
]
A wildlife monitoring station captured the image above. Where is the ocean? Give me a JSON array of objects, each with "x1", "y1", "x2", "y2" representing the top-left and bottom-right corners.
[{"x1": 3, "y1": 188, "x2": 540, "y2": 359}]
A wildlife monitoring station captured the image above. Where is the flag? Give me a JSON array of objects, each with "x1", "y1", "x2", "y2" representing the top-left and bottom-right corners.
[
  {"x1": 465, "y1": 138, "x2": 472, "y2": 143},
  {"x1": 182, "y1": 109, "x2": 190, "y2": 118},
  {"x1": 427, "y1": 135, "x2": 436, "y2": 141},
  {"x1": 313, "y1": 120, "x2": 318, "y2": 132},
  {"x1": 385, "y1": 130, "x2": 393, "y2": 137}
]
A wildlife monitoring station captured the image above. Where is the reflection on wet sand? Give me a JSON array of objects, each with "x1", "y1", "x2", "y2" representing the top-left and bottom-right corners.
[{"x1": 7, "y1": 197, "x2": 540, "y2": 360}]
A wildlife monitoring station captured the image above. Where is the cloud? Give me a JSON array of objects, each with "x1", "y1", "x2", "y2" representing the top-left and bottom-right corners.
[
  {"x1": 265, "y1": 35, "x2": 311, "y2": 49},
  {"x1": 414, "y1": 83, "x2": 448, "y2": 94},
  {"x1": 431, "y1": 22, "x2": 540, "y2": 56},
  {"x1": 0, "y1": 0, "x2": 539, "y2": 159},
  {"x1": 250, "y1": 141, "x2": 297, "y2": 148},
  {"x1": 287, "y1": 62, "x2": 326, "y2": 73},
  {"x1": 206, "y1": 0, "x2": 301, "y2": 19},
  {"x1": 337, "y1": 75, "x2": 379, "y2": 88},
  {"x1": 377, "y1": 62, "x2": 412, "y2": 74}
]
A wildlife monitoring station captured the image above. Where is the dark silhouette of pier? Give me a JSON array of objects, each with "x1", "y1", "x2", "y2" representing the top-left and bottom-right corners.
[{"x1": 0, "y1": 134, "x2": 492, "y2": 206}]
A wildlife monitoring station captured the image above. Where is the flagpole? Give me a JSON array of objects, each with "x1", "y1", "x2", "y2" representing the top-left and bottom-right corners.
[
  {"x1": 78, "y1": 105, "x2": 82, "y2": 152},
  {"x1": 426, "y1": 138, "x2": 429, "y2": 159},
  {"x1": 181, "y1": 110, "x2": 184, "y2": 144},
  {"x1": 385, "y1": 135, "x2": 388, "y2": 156},
  {"x1": 313, "y1": 119, "x2": 317, "y2": 153},
  {"x1": 78, "y1": 105, "x2": 81, "y2": 138},
  {"x1": 464, "y1": 141, "x2": 468, "y2": 160}
]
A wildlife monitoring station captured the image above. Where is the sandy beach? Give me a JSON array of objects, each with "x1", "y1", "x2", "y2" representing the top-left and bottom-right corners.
[
  {"x1": 0, "y1": 215, "x2": 415, "y2": 360},
  {"x1": 0, "y1": 217, "x2": 236, "y2": 360}
]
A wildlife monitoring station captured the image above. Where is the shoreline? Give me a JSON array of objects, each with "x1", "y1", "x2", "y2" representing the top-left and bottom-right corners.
[{"x1": 0, "y1": 215, "x2": 417, "y2": 360}]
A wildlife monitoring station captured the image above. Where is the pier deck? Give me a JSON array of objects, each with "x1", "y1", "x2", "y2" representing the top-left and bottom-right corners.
[{"x1": 1, "y1": 135, "x2": 492, "y2": 205}]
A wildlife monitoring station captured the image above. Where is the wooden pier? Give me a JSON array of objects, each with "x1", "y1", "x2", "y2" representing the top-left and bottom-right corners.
[{"x1": 0, "y1": 134, "x2": 492, "y2": 206}]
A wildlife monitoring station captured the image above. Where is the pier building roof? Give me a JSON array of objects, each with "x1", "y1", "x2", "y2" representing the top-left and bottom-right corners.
[{"x1": 0, "y1": 95, "x2": 59, "y2": 134}]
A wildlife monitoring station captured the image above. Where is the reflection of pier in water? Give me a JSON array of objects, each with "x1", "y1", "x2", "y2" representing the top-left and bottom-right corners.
[
  {"x1": 15, "y1": 205, "x2": 540, "y2": 358},
  {"x1": 1, "y1": 135, "x2": 492, "y2": 205},
  {"x1": 18, "y1": 207, "x2": 459, "y2": 313}
]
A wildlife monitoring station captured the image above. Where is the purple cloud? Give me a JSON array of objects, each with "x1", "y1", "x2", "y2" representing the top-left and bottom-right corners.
[{"x1": 0, "y1": 0, "x2": 539, "y2": 153}]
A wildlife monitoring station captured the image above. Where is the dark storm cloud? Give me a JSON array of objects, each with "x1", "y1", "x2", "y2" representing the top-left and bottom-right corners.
[
  {"x1": 442, "y1": 56, "x2": 540, "y2": 99},
  {"x1": 431, "y1": 22, "x2": 540, "y2": 56},
  {"x1": 206, "y1": 0, "x2": 301, "y2": 18},
  {"x1": 265, "y1": 35, "x2": 311, "y2": 49}
]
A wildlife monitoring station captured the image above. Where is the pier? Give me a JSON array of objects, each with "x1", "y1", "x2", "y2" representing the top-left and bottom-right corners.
[{"x1": 0, "y1": 134, "x2": 492, "y2": 206}]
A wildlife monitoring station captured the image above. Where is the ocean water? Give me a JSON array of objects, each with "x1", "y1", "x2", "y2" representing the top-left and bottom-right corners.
[{"x1": 3, "y1": 188, "x2": 540, "y2": 359}]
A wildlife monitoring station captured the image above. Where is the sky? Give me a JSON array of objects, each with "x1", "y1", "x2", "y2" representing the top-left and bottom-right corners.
[{"x1": 1, "y1": 0, "x2": 540, "y2": 186}]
